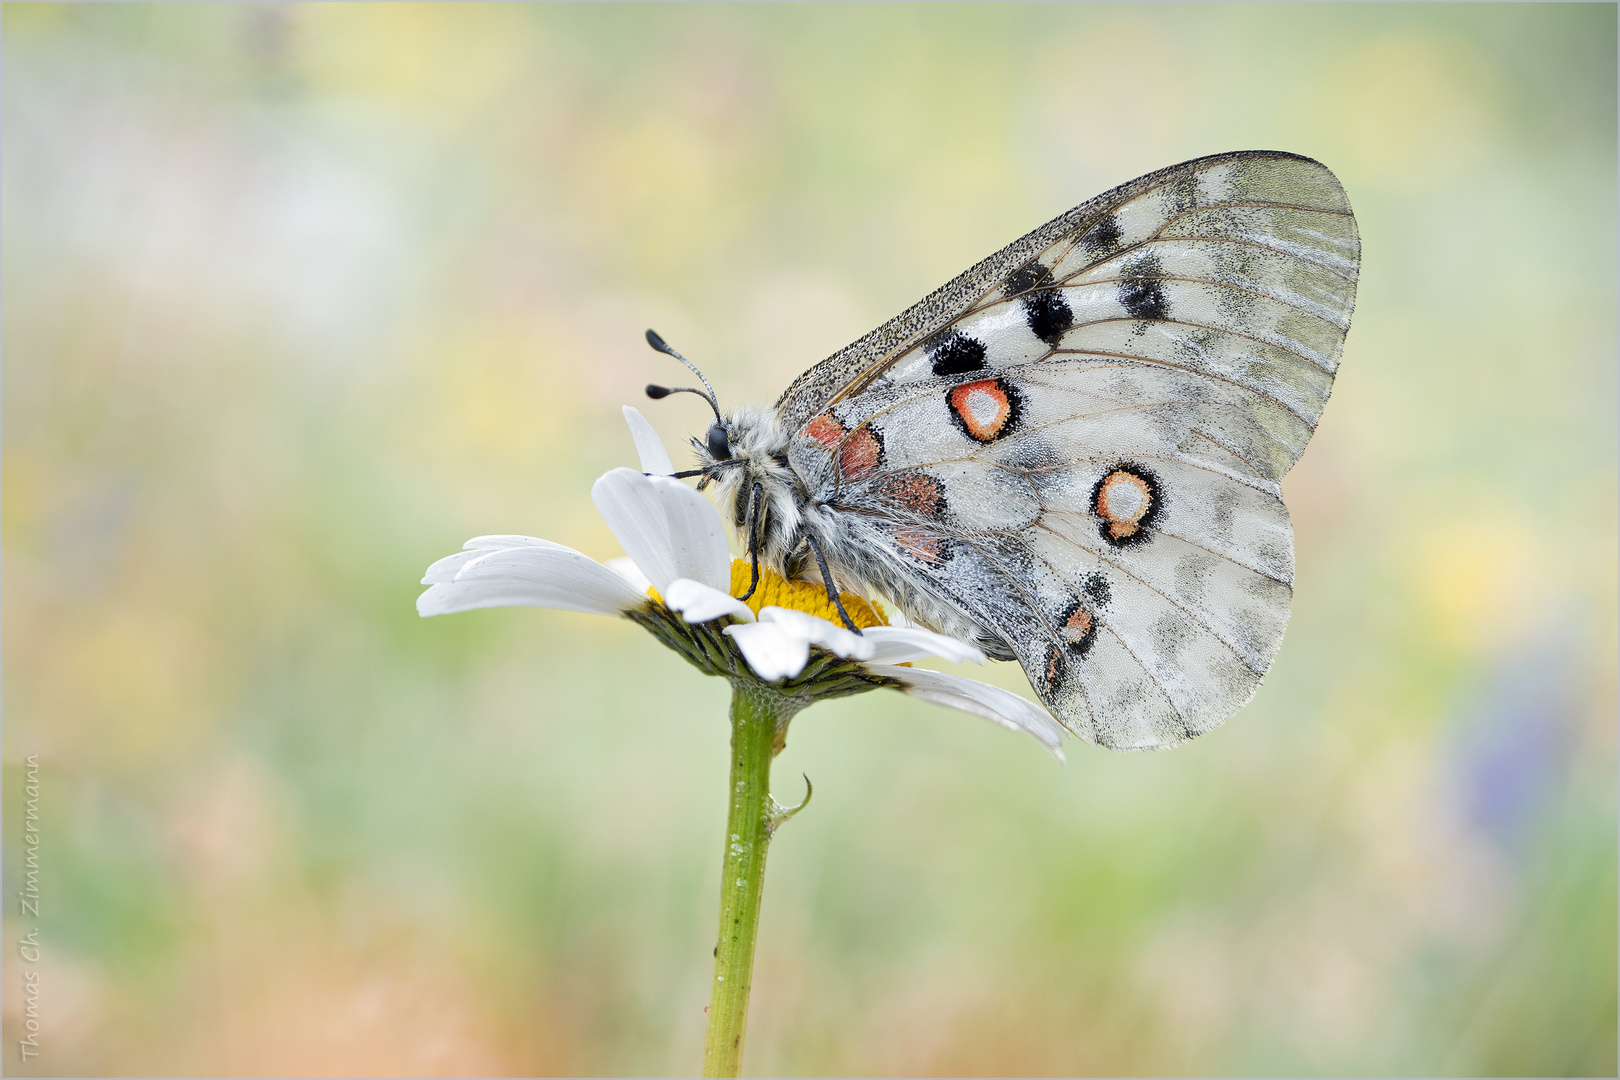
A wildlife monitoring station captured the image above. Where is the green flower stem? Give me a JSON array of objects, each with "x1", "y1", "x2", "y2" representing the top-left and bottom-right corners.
[
  {"x1": 624, "y1": 602, "x2": 902, "y2": 1074},
  {"x1": 703, "y1": 684, "x2": 800, "y2": 1078}
]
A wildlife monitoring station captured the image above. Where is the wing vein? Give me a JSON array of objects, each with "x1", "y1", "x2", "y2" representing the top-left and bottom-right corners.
[
  {"x1": 1007, "y1": 533, "x2": 1192, "y2": 738},
  {"x1": 1031, "y1": 520, "x2": 1268, "y2": 678},
  {"x1": 1040, "y1": 508, "x2": 1291, "y2": 586}
]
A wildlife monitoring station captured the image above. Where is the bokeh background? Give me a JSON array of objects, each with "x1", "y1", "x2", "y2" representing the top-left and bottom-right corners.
[{"x1": 4, "y1": 4, "x2": 1615, "y2": 1075}]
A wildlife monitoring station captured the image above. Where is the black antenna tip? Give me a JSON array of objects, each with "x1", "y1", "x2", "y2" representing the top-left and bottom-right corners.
[
  {"x1": 645, "y1": 384, "x2": 673, "y2": 399},
  {"x1": 645, "y1": 328, "x2": 670, "y2": 353}
]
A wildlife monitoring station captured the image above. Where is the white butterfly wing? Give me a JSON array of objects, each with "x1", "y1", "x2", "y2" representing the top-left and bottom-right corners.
[{"x1": 782, "y1": 152, "x2": 1359, "y2": 748}]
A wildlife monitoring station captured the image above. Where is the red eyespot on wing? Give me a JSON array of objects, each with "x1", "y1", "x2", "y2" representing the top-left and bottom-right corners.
[
  {"x1": 800, "y1": 414, "x2": 881, "y2": 481},
  {"x1": 892, "y1": 527, "x2": 941, "y2": 563},
  {"x1": 1059, "y1": 601, "x2": 1098, "y2": 659},
  {"x1": 801, "y1": 414, "x2": 846, "y2": 448},
  {"x1": 838, "y1": 425, "x2": 882, "y2": 480},
  {"x1": 873, "y1": 473, "x2": 946, "y2": 517}
]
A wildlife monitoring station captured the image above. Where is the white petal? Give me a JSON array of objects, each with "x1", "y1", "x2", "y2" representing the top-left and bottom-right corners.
[
  {"x1": 867, "y1": 665, "x2": 1066, "y2": 757},
  {"x1": 648, "y1": 475, "x2": 732, "y2": 592},
  {"x1": 462, "y1": 534, "x2": 555, "y2": 551},
  {"x1": 665, "y1": 578, "x2": 755, "y2": 624},
  {"x1": 422, "y1": 549, "x2": 482, "y2": 585},
  {"x1": 622, "y1": 405, "x2": 676, "y2": 476},
  {"x1": 862, "y1": 626, "x2": 986, "y2": 665},
  {"x1": 757, "y1": 606, "x2": 873, "y2": 662},
  {"x1": 417, "y1": 539, "x2": 646, "y2": 617},
  {"x1": 592, "y1": 468, "x2": 678, "y2": 591},
  {"x1": 724, "y1": 622, "x2": 809, "y2": 681},
  {"x1": 605, "y1": 556, "x2": 652, "y2": 593},
  {"x1": 591, "y1": 468, "x2": 730, "y2": 594},
  {"x1": 423, "y1": 535, "x2": 564, "y2": 585}
]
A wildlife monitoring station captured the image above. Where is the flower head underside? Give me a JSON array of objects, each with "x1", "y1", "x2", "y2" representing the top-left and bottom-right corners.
[{"x1": 417, "y1": 407, "x2": 1067, "y2": 754}]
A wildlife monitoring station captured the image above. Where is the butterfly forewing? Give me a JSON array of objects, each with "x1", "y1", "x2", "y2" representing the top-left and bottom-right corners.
[{"x1": 780, "y1": 151, "x2": 1359, "y2": 748}]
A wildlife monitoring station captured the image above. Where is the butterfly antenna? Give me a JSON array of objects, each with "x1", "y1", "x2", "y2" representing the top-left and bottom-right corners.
[
  {"x1": 643, "y1": 383, "x2": 724, "y2": 425},
  {"x1": 644, "y1": 329, "x2": 722, "y2": 420}
]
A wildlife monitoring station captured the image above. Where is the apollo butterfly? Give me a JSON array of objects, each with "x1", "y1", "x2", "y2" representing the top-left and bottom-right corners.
[{"x1": 645, "y1": 151, "x2": 1360, "y2": 750}]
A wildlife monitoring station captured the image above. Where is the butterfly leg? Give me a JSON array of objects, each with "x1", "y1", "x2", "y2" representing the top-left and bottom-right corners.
[
  {"x1": 738, "y1": 482, "x2": 764, "y2": 602},
  {"x1": 803, "y1": 532, "x2": 861, "y2": 634}
]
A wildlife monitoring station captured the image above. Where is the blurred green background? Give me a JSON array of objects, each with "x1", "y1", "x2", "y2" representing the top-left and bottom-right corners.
[{"x1": 4, "y1": 3, "x2": 1615, "y2": 1075}]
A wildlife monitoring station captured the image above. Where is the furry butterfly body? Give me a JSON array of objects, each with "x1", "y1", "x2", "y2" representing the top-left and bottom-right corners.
[{"x1": 680, "y1": 151, "x2": 1359, "y2": 750}]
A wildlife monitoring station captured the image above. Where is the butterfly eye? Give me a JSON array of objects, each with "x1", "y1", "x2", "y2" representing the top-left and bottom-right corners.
[{"x1": 706, "y1": 422, "x2": 732, "y2": 461}]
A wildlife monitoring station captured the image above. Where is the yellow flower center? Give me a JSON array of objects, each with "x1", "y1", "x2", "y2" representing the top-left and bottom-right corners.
[
  {"x1": 726, "y1": 559, "x2": 887, "y2": 628},
  {"x1": 646, "y1": 560, "x2": 887, "y2": 629}
]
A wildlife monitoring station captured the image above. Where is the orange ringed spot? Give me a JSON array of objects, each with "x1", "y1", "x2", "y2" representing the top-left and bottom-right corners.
[
  {"x1": 1094, "y1": 467, "x2": 1156, "y2": 541},
  {"x1": 947, "y1": 378, "x2": 1021, "y2": 443},
  {"x1": 1058, "y1": 598, "x2": 1099, "y2": 659}
]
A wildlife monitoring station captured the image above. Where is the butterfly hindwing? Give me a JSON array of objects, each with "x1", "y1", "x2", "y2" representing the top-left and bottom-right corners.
[
  {"x1": 793, "y1": 362, "x2": 1295, "y2": 747},
  {"x1": 780, "y1": 152, "x2": 1359, "y2": 748}
]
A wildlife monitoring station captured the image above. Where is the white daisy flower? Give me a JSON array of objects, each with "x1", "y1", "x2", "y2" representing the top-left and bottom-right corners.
[{"x1": 418, "y1": 406, "x2": 1066, "y2": 755}]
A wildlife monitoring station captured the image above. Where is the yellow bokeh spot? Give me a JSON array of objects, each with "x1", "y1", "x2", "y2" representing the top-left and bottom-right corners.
[
  {"x1": 647, "y1": 560, "x2": 888, "y2": 629},
  {"x1": 1332, "y1": 35, "x2": 1499, "y2": 191},
  {"x1": 1414, "y1": 520, "x2": 1544, "y2": 655}
]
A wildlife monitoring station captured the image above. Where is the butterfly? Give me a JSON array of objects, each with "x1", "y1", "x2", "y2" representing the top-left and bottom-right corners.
[{"x1": 644, "y1": 151, "x2": 1360, "y2": 750}]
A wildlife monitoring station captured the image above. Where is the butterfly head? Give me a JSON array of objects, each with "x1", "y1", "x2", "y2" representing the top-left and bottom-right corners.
[
  {"x1": 697, "y1": 405, "x2": 803, "y2": 568},
  {"x1": 703, "y1": 419, "x2": 732, "y2": 462},
  {"x1": 642, "y1": 329, "x2": 805, "y2": 571}
]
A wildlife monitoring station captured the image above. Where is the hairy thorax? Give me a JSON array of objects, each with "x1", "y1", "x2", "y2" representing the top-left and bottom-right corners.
[{"x1": 694, "y1": 405, "x2": 1014, "y2": 659}]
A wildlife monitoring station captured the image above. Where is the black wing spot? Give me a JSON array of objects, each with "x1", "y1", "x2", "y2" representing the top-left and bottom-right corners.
[
  {"x1": 1023, "y1": 290, "x2": 1074, "y2": 346},
  {"x1": 925, "y1": 328, "x2": 987, "y2": 377},
  {"x1": 1119, "y1": 252, "x2": 1170, "y2": 321},
  {"x1": 1081, "y1": 572, "x2": 1111, "y2": 607},
  {"x1": 1080, "y1": 213, "x2": 1121, "y2": 254},
  {"x1": 1004, "y1": 260, "x2": 1073, "y2": 346},
  {"x1": 1163, "y1": 169, "x2": 1200, "y2": 216},
  {"x1": 1003, "y1": 260, "x2": 1054, "y2": 297}
]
